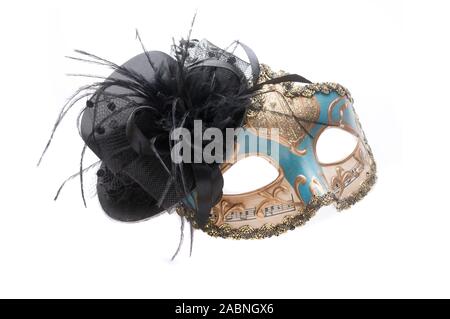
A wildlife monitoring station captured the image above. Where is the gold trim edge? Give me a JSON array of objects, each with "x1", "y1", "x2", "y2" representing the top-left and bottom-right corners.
[{"x1": 256, "y1": 64, "x2": 353, "y2": 101}]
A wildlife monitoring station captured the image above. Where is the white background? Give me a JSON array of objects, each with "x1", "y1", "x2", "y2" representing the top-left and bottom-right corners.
[{"x1": 0, "y1": 0, "x2": 449, "y2": 298}]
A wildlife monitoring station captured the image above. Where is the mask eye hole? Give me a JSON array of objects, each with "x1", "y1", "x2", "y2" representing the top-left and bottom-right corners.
[
  {"x1": 315, "y1": 127, "x2": 359, "y2": 164},
  {"x1": 222, "y1": 156, "x2": 279, "y2": 195}
]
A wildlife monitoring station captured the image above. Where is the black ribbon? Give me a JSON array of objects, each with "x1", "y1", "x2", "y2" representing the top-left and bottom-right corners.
[
  {"x1": 236, "y1": 41, "x2": 261, "y2": 85},
  {"x1": 250, "y1": 73, "x2": 312, "y2": 92},
  {"x1": 192, "y1": 163, "x2": 223, "y2": 228},
  {"x1": 188, "y1": 59, "x2": 244, "y2": 82}
]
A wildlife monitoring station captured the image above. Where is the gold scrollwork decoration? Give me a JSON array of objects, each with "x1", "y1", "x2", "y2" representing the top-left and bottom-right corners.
[
  {"x1": 212, "y1": 201, "x2": 245, "y2": 226},
  {"x1": 255, "y1": 185, "x2": 290, "y2": 218}
]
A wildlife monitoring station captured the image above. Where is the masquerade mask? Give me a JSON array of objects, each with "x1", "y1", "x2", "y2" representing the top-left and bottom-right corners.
[
  {"x1": 40, "y1": 33, "x2": 376, "y2": 246},
  {"x1": 182, "y1": 64, "x2": 377, "y2": 239}
]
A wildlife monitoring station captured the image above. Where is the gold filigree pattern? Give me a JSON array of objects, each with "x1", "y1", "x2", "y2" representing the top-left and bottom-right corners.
[
  {"x1": 284, "y1": 82, "x2": 353, "y2": 101},
  {"x1": 246, "y1": 88, "x2": 320, "y2": 156},
  {"x1": 331, "y1": 167, "x2": 354, "y2": 198},
  {"x1": 256, "y1": 64, "x2": 353, "y2": 101},
  {"x1": 328, "y1": 97, "x2": 351, "y2": 127},
  {"x1": 246, "y1": 64, "x2": 323, "y2": 156},
  {"x1": 329, "y1": 147, "x2": 367, "y2": 197}
]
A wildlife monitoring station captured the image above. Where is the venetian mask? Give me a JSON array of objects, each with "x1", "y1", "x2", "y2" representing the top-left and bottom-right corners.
[{"x1": 181, "y1": 65, "x2": 377, "y2": 238}]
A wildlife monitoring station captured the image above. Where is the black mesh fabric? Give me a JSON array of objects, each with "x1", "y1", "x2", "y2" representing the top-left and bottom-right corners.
[
  {"x1": 96, "y1": 163, "x2": 161, "y2": 222},
  {"x1": 184, "y1": 39, "x2": 254, "y2": 83}
]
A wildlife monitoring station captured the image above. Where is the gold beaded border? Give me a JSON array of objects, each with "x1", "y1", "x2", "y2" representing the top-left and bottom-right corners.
[{"x1": 257, "y1": 64, "x2": 353, "y2": 101}]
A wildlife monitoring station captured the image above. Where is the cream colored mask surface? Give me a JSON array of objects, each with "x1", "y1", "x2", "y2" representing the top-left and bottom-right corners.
[{"x1": 180, "y1": 65, "x2": 377, "y2": 239}]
